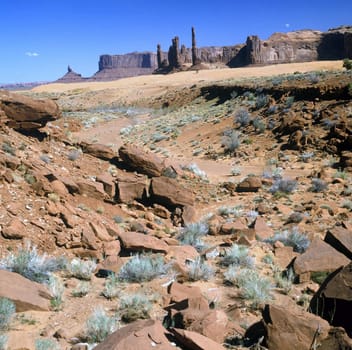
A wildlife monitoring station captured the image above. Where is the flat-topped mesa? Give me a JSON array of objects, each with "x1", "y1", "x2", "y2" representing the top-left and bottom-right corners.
[{"x1": 92, "y1": 52, "x2": 159, "y2": 80}]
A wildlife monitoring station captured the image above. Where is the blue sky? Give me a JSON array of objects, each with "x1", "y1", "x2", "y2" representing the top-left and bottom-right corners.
[{"x1": 1, "y1": 0, "x2": 351, "y2": 83}]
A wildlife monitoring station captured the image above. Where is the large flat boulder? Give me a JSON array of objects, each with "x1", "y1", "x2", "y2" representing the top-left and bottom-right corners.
[
  {"x1": 80, "y1": 141, "x2": 116, "y2": 161},
  {"x1": 260, "y1": 304, "x2": 330, "y2": 350},
  {"x1": 150, "y1": 176, "x2": 194, "y2": 208},
  {"x1": 94, "y1": 319, "x2": 175, "y2": 350},
  {"x1": 117, "y1": 230, "x2": 169, "y2": 254},
  {"x1": 0, "y1": 270, "x2": 51, "y2": 311},
  {"x1": 0, "y1": 90, "x2": 61, "y2": 130},
  {"x1": 324, "y1": 226, "x2": 352, "y2": 260},
  {"x1": 119, "y1": 144, "x2": 164, "y2": 177},
  {"x1": 293, "y1": 237, "x2": 350, "y2": 282}
]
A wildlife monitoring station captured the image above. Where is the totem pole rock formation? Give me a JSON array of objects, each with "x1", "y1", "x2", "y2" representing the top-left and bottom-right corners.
[{"x1": 192, "y1": 27, "x2": 201, "y2": 65}]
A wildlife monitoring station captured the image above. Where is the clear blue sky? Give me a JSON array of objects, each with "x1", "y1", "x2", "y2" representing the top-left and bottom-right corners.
[{"x1": 1, "y1": 0, "x2": 351, "y2": 83}]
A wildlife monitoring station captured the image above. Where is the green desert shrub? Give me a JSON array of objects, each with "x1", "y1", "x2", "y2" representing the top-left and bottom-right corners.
[
  {"x1": 221, "y1": 130, "x2": 241, "y2": 154},
  {"x1": 221, "y1": 244, "x2": 255, "y2": 268},
  {"x1": 118, "y1": 293, "x2": 152, "y2": 322},
  {"x1": 85, "y1": 307, "x2": 118, "y2": 343},
  {"x1": 35, "y1": 338, "x2": 61, "y2": 350},
  {"x1": 0, "y1": 243, "x2": 66, "y2": 283},
  {"x1": 224, "y1": 267, "x2": 272, "y2": 308},
  {"x1": 177, "y1": 221, "x2": 209, "y2": 251},
  {"x1": 0, "y1": 298, "x2": 16, "y2": 331},
  {"x1": 255, "y1": 94, "x2": 269, "y2": 109},
  {"x1": 343, "y1": 58, "x2": 352, "y2": 70},
  {"x1": 234, "y1": 108, "x2": 251, "y2": 127},
  {"x1": 310, "y1": 178, "x2": 328, "y2": 192},
  {"x1": 68, "y1": 258, "x2": 97, "y2": 280},
  {"x1": 47, "y1": 275, "x2": 64, "y2": 311},
  {"x1": 118, "y1": 254, "x2": 169, "y2": 282},
  {"x1": 265, "y1": 227, "x2": 310, "y2": 253},
  {"x1": 102, "y1": 274, "x2": 120, "y2": 299},
  {"x1": 269, "y1": 178, "x2": 297, "y2": 194},
  {"x1": 186, "y1": 257, "x2": 215, "y2": 281},
  {"x1": 0, "y1": 334, "x2": 8, "y2": 350},
  {"x1": 72, "y1": 282, "x2": 90, "y2": 297}
]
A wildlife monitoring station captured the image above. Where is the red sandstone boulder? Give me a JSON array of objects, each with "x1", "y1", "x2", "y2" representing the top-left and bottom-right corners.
[
  {"x1": 150, "y1": 176, "x2": 194, "y2": 208},
  {"x1": 0, "y1": 270, "x2": 51, "y2": 311},
  {"x1": 115, "y1": 172, "x2": 147, "y2": 203},
  {"x1": 118, "y1": 144, "x2": 164, "y2": 177},
  {"x1": 0, "y1": 90, "x2": 61, "y2": 130},
  {"x1": 117, "y1": 230, "x2": 169, "y2": 254},
  {"x1": 94, "y1": 319, "x2": 175, "y2": 350},
  {"x1": 236, "y1": 176, "x2": 262, "y2": 192},
  {"x1": 80, "y1": 141, "x2": 116, "y2": 160}
]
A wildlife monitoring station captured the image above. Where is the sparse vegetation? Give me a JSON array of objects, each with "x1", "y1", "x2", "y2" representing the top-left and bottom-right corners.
[
  {"x1": 1, "y1": 142, "x2": 16, "y2": 156},
  {"x1": 0, "y1": 334, "x2": 8, "y2": 350},
  {"x1": 0, "y1": 298, "x2": 16, "y2": 331},
  {"x1": 270, "y1": 178, "x2": 297, "y2": 195},
  {"x1": 343, "y1": 58, "x2": 352, "y2": 70},
  {"x1": 177, "y1": 221, "x2": 209, "y2": 251},
  {"x1": 68, "y1": 258, "x2": 97, "y2": 280},
  {"x1": 118, "y1": 254, "x2": 170, "y2": 282},
  {"x1": 118, "y1": 293, "x2": 152, "y2": 322},
  {"x1": 221, "y1": 130, "x2": 241, "y2": 154},
  {"x1": 85, "y1": 307, "x2": 118, "y2": 343},
  {"x1": 234, "y1": 108, "x2": 251, "y2": 127},
  {"x1": 265, "y1": 227, "x2": 310, "y2": 253},
  {"x1": 102, "y1": 273, "x2": 120, "y2": 299},
  {"x1": 186, "y1": 257, "x2": 215, "y2": 281},
  {"x1": 0, "y1": 243, "x2": 66, "y2": 283},
  {"x1": 72, "y1": 282, "x2": 90, "y2": 297},
  {"x1": 310, "y1": 178, "x2": 327, "y2": 192},
  {"x1": 35, "y1": 338, "x2": 61, "y2": 350},
  {"x1": 47, "y1": 275, "x2": 64, "y2": 311},
  {"x1": 220, "y1": 244, "x2": 255, "y2": 268}
]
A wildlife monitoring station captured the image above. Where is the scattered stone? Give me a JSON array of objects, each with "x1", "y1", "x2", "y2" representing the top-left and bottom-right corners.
[
  {"x1": 118, "y1": 144, "x2": 165, "y2": 177},
  {"x1": 150, "y1": 176, "x2": 195, "y2": 208},
  {"x1": 0, "y1": 270, "x2": 51, "y2": 311},
  {"x1": 236, "y1": 176, "x2": 262, "y2": 192},
  {"x1": 93, "y1": 319, "x2": 175, "y2": 350},
  {"x1": 1, "y1": 217, "x2": 26, "y2": 239},
  {"x1": 293, "y1": 237, "x2": 350, "y2": 282}
]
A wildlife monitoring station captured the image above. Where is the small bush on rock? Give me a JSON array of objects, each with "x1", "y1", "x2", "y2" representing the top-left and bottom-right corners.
[{"x1": 118, "y1": 293, "x2": 152, "y2": 322}]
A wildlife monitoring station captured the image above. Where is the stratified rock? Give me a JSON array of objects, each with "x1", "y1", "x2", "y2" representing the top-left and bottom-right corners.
[
  {"x1": 293, "y1": 237, "x2": 350, "y2": 282},
  {"x1": 259, "y1": 304, "x2": 330, "y2": 350},
  {"x1": 324, "y1": 226, "x2": 352, "y2": 260},
  {"x1": 118, "y1": 144, "x2": 164, "y2": 177},
  {"x1": 117, "y1": 231, "x2": 169, "y2": 254},
  {"x1": 0, "y1": 270, "x2": 51, "y2": 311},
  {"x1": 310, "y1": 262, "x2": 352, "y2": 335},
  {"x1": 150, "y1": 176, "x2": 195, "y2": 209},
  {"x1": 171, "y1": 328, "x2": 226, "y2": 350},
  {"x1": 80, "y1": 142, "x2": 116, "y2": 161},
  {"x1": 93, "y1": 319, "x2": 175, "y2": 350},
  {"x1": 0, "y1": 90, "x2": 61, "y2": 130},
  {"x1": 115, "y1": 172, "x2": 147, "y2": 204},
  {"x1": 1, "y1": 218, "x2": 26, "y2": 239},
  {"x1": 236, "y1": 176, "x2": 262, "y2": 192},
  {"x1": 77, "y1": 180, "x2": 107, "y2": 200}
]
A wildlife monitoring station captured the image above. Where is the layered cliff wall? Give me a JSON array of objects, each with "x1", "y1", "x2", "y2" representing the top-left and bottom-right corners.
[{"x1": 56, "y1": 26, "x2": 352, "y2": 82}]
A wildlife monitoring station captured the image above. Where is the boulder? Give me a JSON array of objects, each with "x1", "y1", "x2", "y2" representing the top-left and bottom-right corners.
[
  {"x1": 77, "y1": 180, "x2": 107, "y2": 200},
  {"x1": 324, "y1": 226, "x2": 352, "y2": 260},
  {"x1": 293, "y1": 237, "x2": 350, "y2": 282},
  {"x1": 93, "y1": 319, "x2": 175, "y2": 350},
  {"x1": 0, "y1": 270, "x2": 51, "y2": 311},
  {"x1": 171, "y1": 328, "x2": 226, "y2": 350},
  {"x1": 117, "y1": 230, "x2": 169, "y2": 254},
  {"x1": 96, "y1": 173, "x2": 115, "y2": 198},
  {"x1": 115, "y1": 172, "x2": 147, "y2": 203},
  {"x1": 310, "y1": 262, "x2": 352, "y2": 335},
  {"x1": 80, "y1": 142, "x2": 116, "y2": 161},
  {"x1": 150, "y1": 176, "x2": 194, "y2": 209},
  {"x1": 166, "y1": 245, "x2": 199, "y2": 276},
  {"x1": 0, "y1": 90, "x2": 61, "y2": 130},
  {"x1": 254, "y1": 216, "x2": 274, "y2": 240},
  {"x1": 236, "y1": 176, "x2": 262, "y2": 192},
  {"x1": 167, "y1": 282, "x2": 202, "y2": 303},
  {"x1": 259, "y1": 304, "x2": 330, "y2": 350},
  {"x1": 118, "y1": 144, "x2": 164, "y2": 177},
  {"x1": 1, "y1": 218, "x2": 26, "y2": 239}
]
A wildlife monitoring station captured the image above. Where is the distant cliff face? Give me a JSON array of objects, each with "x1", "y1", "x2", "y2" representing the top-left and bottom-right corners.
[{"x1": 56, "y1": 26, "x2": 352, "y2": 83}]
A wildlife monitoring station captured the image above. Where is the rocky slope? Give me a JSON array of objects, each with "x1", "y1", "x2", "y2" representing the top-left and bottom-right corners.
[{"x1": 0, "y1": 64, "x2": 351, "y2": 349}]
